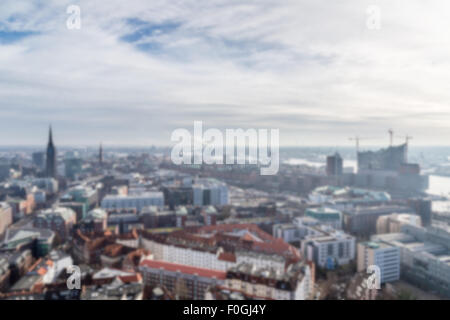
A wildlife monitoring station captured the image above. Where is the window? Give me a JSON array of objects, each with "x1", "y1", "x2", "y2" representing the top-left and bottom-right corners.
[{"x1": 327, "y1": 244, "x2": 333, "y2": 255}]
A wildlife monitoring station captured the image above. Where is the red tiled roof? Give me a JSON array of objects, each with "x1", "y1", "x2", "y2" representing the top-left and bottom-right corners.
[
  {"x1": 140, "y1": 259, "x2": 226, "y2": 280},
  {"x1": 118, "y1": 273, "x2": 142, "y2": 283},
  {"x1": 198, "y1": 223, "x2": 300, "y2": 258},
  {"x1": 218, "y1": 252, "x2": 236, "y2": 263},
  {"x1": 197, "y1": 224, "x2": 274, "y2": 242}
]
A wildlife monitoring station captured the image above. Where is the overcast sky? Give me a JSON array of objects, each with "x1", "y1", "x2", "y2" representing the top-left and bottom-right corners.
[{"x1": 1, "y1": 0, "x2": 450, "y2": 147}]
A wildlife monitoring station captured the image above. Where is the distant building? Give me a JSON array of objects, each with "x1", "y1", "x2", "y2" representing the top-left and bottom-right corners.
[
  {"x1": 32, "y1": 152, "x2": 45, "y2": 169},
  {"x1": 71, "y1": 229, "x2": 140, "y2": 265},
  {"x1": 337, "y1": 143, "x2": 430, "y2": 193},
  {"x1": 6, "y1": 250, "x2": 73, "y2": 297},
  {"x1": 343, "y1": 205, "x2": 413, "y2": 237},
  {"x1": 64, "y1": 151, "x2": 82, "y2": 180},
  {"x1": 78, "y1": 208, "x2": 108, "y2": 233},
  {"x1": 3, "y1": 228, "x2": 55, "y2": 257},
  {"x1": 0, "y1": 202, "x2": 12, "y2": 236},
  {"x1": 99, "y1": 143, "x2": 103, "y2": 166},
  {"x1": 308, "y1": 186, "x2": 391, "y2": 211},
  {"x1": 408, "y1": 198, "x2": 432, "y2": 227},
  {"x1": 101, "y1": 192, "x2": 164, "y2": 212},
  {"x1": 192, "y1": 178, "x2": 228, "y2": 206},
  {"x1": 140, "y1": 206, "x2": 187, "y2": 229},
  {"x1": 33, "y1": 207, "x2": 77, "y2": 240},
  {"x1": 141, "y1": 224, "x2": 300, "y2": 272},
  {"x1": 274, "y1": 217, "x2": 355, "y2": 269},
  {"x1": 302, "y1": 228, "x2": 355, "y2": 269},
  {"x1": 60, "y1": 186, "x2": 98, "y2": 219},
  {"x1": 45, "y1": 126, "x2": 57, "y2": 178},
  {"x1": 305, "y1": 207, "x2": 342, "y2": 229},
  {"x1": 60, "y1": 202, "x2": 85, "y2": 223},
  {"x1": 373, "y1": 223, "x2": 450, "y2": 298},
  {"x1": 162, "y1": 186, "x2": 193, "y2": 208},
  {"x1": 82, "y1": 268, "x2": 143, "y2": 300},
  {"x1": 140, "y1": 259, "x2": 225, "y2": 300},
  {"x1": 0, "y1": 257, "x2": 10, "y2": 291},
  {"x1": 358, "y1": 144, "x2": 407, "y2": 172},
  {"x1": 357, "y1": 241, "x2": 400, "y2": 284},
  {"x1": 223, "y1": 261, "x2": 313, "y2": 300},
  {"x1": 0, "y1": 250, "x2": 34, "y2": 286},
  {"x1": 32, "y1": 189, "x2": 46, "y2": 205},
  {"x1": 32, "y1": 178, "x2": 58, "y2": 194},
  {"x1": 376, "y1": 213, "x2": 421, "y2": 234},
  {"x1": 0, "y1": 162, "x2": 10, "y2": 181},
  {"x1": 326, "y1": 153, "x2": 343, "y2": 176},
  {"x1": 108, "y1": 212, "x2": 142, "y2": 234}
]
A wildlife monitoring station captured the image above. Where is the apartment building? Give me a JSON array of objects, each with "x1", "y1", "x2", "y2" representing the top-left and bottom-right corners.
[
  {"x1": 140, "y1": 259, "x2": 225, "y2": 300},
  {"x1": 101, "y1": 192, "x2": 164, "y2": 212},
  {"x1": 224, "y1": 261, "x2": 313, "y2": 300},
  {"x1": 357, "y1": 241, "x2": 400, "y2": 284}
]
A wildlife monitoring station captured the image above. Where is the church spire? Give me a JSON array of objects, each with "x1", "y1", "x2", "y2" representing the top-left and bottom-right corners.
[
  {"x1": 48, "y1": 125, "x2": 53, "y2": 145},
  {"x1": 46, "y1": 124, "x2": 56, "y2": 178}
]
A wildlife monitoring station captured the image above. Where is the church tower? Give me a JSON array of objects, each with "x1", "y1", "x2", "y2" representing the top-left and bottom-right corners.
[{"x1": 46, "y1": 125, "x2": 57, "y2": 178}]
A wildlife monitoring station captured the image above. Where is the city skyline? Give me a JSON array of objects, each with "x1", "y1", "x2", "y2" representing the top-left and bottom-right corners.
[{"x1": 1, "y1": 1, "x2": 450, "y2": 146}]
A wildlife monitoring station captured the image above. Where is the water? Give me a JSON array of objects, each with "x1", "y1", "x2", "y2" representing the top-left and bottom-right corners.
[{"x1": 427, "y1": 175, "x2": 450, "y2": 196}]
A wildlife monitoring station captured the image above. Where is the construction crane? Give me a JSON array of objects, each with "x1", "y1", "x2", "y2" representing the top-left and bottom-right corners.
[
  {"x1": 405, "y1": 135, "x2": 413, "y2": 145},
  {"x1": 396, "y1": 134, "x2": 413, "y2": 146},
  {"x1": 388, "y1": 129, "x2": 394, "y2": 146},
  {"x1": 348, "y1": 136, "x2": 374, "y2": 153}
]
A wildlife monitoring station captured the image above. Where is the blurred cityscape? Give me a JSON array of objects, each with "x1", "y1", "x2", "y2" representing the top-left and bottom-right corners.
[{"x1": 0, "y1": 126, "x2": 449, "y2": 300}]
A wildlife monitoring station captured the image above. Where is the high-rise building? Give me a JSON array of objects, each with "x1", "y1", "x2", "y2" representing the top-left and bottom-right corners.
[
  {"x1": 32, "y1": 152, "x2": 45, "y2": 169},
  {"x1": 64, "y1": 151, "x2": 82, "y2": 180},
  {"x1": 45, "y1": 126, "x2": 57, "y2": 178},
  {"x1": 408, "y1": 198, "x2": 432, "y2": 227},
  {"x1": 326, "y1": 152, "x2": 343, "y2": 176}
]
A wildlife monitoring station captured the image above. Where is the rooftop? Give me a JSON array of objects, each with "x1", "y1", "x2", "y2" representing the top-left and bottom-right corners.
[{"x1": 140, "y1": 259, "x2": 226, "y2": 279}]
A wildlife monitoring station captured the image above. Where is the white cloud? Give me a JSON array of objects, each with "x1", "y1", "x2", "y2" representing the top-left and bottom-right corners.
[{"x1": 0, "y1": 0, "x2": 450, "y2": 146}]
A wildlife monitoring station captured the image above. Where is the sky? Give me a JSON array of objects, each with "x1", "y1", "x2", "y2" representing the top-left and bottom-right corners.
[{"x1": 1, "y1": 0, "x2": 450, "y2": 147}]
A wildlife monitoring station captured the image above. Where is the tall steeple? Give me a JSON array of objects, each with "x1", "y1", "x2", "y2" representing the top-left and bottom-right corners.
[
  {"x1": 46, "y1": 125, "x2": 57, "y2": 178},
  {"x1": 49, "y1": 125, "x2": 53, "y2": 144}
]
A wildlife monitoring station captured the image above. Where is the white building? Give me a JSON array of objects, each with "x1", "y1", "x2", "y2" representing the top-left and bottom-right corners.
[
  {"x1": 302, "y1": 227, "x2": 355, "y2": 269},
  {"x1": 192, "y1": 178, "x2": 228, "y2": 206},
  {"x1": 32, "y1": 178, "x2": 58, "y2": 194},
  {"x1": 273, "y1": 217, "x2": 321, "y2": 243},
  {"x1": 0, "y1": 202, "x2": 12, "y2": 235},
  {"x1": 372, "y1": 224, "x2": 450, "y2": 297},
  {"x1": 101, "y1": 192, "x2": 164, "y2": 212},
  {"x1": 224, "y1": 262, "x2": 313, "y2": 300},
  {"x1": 141, "y1": 237, "x2": 235, "y2": 271},
  {"x1": 376, "y1": 213, "x2": 422, "y2": 234},
  {"x1": 274, "y1": 217, "x2": 355, "y2": 269},
  {"x1": 357, "y1": 241, "x2": 400, "y2": 284},
  {"x1": 32, "y1": 189, "x2": 46, "y2": 204}
]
